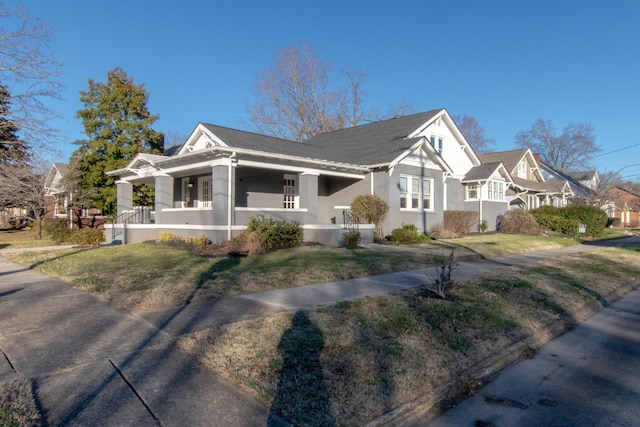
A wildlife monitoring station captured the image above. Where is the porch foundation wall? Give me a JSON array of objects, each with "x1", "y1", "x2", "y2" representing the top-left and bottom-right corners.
[{"x1": 104, "y1": 224, "x2": 374, "y2": 246}]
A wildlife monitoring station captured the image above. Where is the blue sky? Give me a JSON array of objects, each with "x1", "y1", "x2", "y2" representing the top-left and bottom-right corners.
[{"x1": 26, "y1": 0, "x2": 640, "y2": 180}]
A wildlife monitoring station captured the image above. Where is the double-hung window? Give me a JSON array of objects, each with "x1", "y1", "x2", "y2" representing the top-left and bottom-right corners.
[
  {"x1": 466, "y1": 183, "x2": 478, "y2": 200},
  {"x1": 517, "y1": 161, "x2": 527, "y2": 178},
  {"x1": 486, "y1": 180, "x2": 505, "y2": 201},
  {"x1": 400, "y1": 175, "x2": 433, "y2": 210}
]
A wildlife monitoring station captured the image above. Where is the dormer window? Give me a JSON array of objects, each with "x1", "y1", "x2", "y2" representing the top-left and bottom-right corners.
[
  {"x1": 517, "y1": 161, "x2": 527, "y2": 178},
  {"x1": 430, "y1": 135, "x2": 443, "y2": 154}
]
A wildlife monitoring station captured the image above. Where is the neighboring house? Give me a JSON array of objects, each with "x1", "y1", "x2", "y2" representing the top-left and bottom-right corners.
[
  {"x1": 539, "y1": 161, "x2": 599, "y2": 201},
  {"x1": 606, "y1": 186, "x2": 640, "y2": 228},
  {"x1": 105, "y1": 109, "x2": 513, "y2": 245},
  {"x1": 478, "y1": 149, "x2": 573, "y2": 210},
  {"x1": 44, "y1": 163, "x2": 104, "y2": 229}
]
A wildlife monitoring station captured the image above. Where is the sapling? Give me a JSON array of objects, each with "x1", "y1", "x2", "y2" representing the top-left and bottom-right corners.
[{"x1": 424, "y1": 250, "x2": 458, "y2": 299}]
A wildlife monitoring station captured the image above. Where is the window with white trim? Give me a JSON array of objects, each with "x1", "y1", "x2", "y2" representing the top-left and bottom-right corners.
[
  {"x1": 283, "y1": 174, "x2": 299, "y2": 209},
  {"x1": 517, "y1": 161, "x2": 527, "y2": 179},
  {"x1": 400, "y1": 175, "x2": 434, "y2": 210},
  {"x1": 430, "y1": 135, "x2": 443, "y2": 154},
  {"x1": 466, "y1": 183, "x2": 478, "y2": 200},
  {"x1": 486, "y1": 180, "x2": 505, "y2": 201}
]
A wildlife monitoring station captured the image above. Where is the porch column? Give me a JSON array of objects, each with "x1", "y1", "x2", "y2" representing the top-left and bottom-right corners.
[
  {"x1": 212, "y1": 164, "x2": 230, "y2": 226},
  {"x1": 154, "y1": 174, "x2": 173, "y2": 224},
  {"x1": 116, "y1": 180, "x2": 133, "y2": 218},
  {"x1": 300, "y1": 172, "x2": 319, "y2": 224}
]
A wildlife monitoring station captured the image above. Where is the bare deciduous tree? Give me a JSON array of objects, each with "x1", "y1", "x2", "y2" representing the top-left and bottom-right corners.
[
  {"x1": 246, "y1": 42, "x2": 414, "y2": 142},
  {"x1": 515, "y1": 119, "x2": 600, "y2": 170},
  {"x1": 452, "y1": 115, "x2": 495, "y2": 154},
  {"x1": 580, "y1": 170, "x2": 623, "y2": 208},
  {"x1": 0, "y1": 4, "x2": 63, "y2": 148},
  {"x1": 0, "y1": 157, "x2": 48, "y2": 238}
]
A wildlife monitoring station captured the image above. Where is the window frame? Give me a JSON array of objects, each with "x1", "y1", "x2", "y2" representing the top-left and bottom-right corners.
[
  {"x1": 486, "y1": 179, "x2": 505, "y2": 201},
  {"x1": 400, "y1": 174, "x2": 434, "y2": 211},
  {"x1": 466, "y1": 183, "x2": 478, "y2": 200}
]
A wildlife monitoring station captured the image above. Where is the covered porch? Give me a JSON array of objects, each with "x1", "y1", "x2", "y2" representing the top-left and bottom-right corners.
[{"x1": 105, "y1": 150, "x2": 375, "y2": 245}]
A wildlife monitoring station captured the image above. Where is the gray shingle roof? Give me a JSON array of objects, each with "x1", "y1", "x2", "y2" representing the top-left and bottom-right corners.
[
  {"x1": 462, "y1": 162, "x2": 503, "y2": 182},
  {"x1": 512, "y1": 177, "x2": 567, "y2": 193},
  {"x1": 306, "y1": 110, "x2": 443, "y2": 165},
  {"x1": 566, "y1": 170, "x2": 597, "y2": 182},
  {"x1": 478, "y1": 149, "x2": 529, "y2": 173},
  {"x1": 198, "y1": 109, "x2": 443, "y2": 166}
]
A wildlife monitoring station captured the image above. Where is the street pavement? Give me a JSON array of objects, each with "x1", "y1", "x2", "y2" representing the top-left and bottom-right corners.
[
  {"x1": 0, "y1": 235, "x2": 638, "y2": 426},
  {"x1": 425, "y1": 287, "x2": 640, "y2": 427}
]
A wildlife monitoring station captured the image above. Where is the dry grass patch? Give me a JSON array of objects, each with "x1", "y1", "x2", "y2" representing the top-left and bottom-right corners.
[
  {"x1": 0, "y1": 228, "x2": 56, "y2": 249},
  {"x1": 5, "y1": 243, "x2": 441, "y2": 312},
  {"x1": 177, "y1": 247, "x2": 640, "y2": 426},
  {"x1": 0, "y1": 376, "x2": 42, "y2": 426},
  {"x1": 435, "y1": 233, "x2": 578, "y2": 258}
]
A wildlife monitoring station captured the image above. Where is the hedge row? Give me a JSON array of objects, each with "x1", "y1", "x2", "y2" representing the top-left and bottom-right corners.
[{"x1": 531, "y1": 205, "x2": 607, "y2": 236}]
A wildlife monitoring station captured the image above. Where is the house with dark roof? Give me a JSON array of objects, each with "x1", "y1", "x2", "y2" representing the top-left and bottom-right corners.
[
  {"x1": 105, "y1": 109, "x2": 512, "y2": 244},
  {"x1": 44, "y1": 162, "x2": 104, "y2": 229},
  {"x1": 478, "y1": 149, "x2": 573, "y2": 210},
  {"x1": 539, "y1": 161, "x2": 599, "y2": 201}
]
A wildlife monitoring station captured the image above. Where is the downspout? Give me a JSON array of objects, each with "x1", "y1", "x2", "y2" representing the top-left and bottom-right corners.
[
  {"x1": 479, "y1": 181, "x2": 484, "y2": 227},
  {"x1": 370, "y1": 169, "x2": 374, "y2": 195},
  {"x1": 227, "y1": 152, "x2": 236, "y2": 241}
]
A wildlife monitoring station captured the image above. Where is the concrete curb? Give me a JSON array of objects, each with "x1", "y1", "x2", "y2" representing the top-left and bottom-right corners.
[{"x1": 366, "y1": 279, "x2": 640, "y2": 427}]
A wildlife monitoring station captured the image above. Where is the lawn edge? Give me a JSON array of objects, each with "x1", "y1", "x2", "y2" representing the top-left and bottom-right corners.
[{"x1": 365, "y1": 278, "x2": 640, "y2": 427}]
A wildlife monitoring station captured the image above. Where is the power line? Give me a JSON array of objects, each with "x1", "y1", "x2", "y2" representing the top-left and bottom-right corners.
[{"x1": 594, "y1": 143, "x2": 640, "y2": 158}]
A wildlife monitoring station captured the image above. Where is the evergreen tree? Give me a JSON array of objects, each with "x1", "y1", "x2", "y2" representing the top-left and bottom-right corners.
[
  {"x1": 74, "y1": 68, "x2": 163, "y2": 213},
  {"x1": 0, "y1": 84, "x2": 28, "y2": 164}
]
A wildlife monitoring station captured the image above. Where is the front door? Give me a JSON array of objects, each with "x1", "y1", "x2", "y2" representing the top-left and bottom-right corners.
[{"x1": 198, "y1": 176, "x2": 212, "y2": 208}]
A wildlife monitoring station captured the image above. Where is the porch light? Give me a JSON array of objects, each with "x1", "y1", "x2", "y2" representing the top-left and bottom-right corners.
[{"x1": 187, "y1": 179, "x2": 194, "y2": 189}]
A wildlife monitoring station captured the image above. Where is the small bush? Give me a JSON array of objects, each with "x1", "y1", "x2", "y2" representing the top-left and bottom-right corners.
[
  {"x1": 341, "y1": 230, "x2": 361, "y2": 249},
  {"x1": 184, "y1": 235, "x2": 210, "y2": 247},
  {"x1": 478, "y1": 220, "x2": 488, "y2": 233},
  {"x1": 350, "y1": 195, "x2": 389, "y2": 238},
  {"x1": 428, "y1": 222, "x2": 458, "y2": 239},
  {"x1": 70, "y1": 229, "x2": 104, "y2": 247},
  {"x1": 390, "y1": 224, "x2": 429, "y2": 244},
  {"x1": 247, "y1": 215, "x2": 302, "y2": 251},
  {"x1": 158, "y1": 232, "x2": 182, "y2": 243},
  {"x1": 443, "y1": 210, "x2": 479, "y2": 234},
  {"x1": 43, "y1": 218, "x2": 72, "y2": 244},
  {"x1": 498, "y1": 209, "x2": 540, "y2": 234}
]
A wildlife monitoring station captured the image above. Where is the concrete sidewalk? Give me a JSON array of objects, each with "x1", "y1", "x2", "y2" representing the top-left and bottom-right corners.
[
  {"x1": 137, "y1": 240, "x2": 621, "y2": 336},
  {"x1": 1, "y1": 236, "x2": 638, "y2": 425},
  {"x1": 0, "y1": 256, "x2": 287, "y2": 426}
]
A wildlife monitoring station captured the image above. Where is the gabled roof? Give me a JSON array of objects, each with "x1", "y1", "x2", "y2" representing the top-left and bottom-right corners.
[
  {"x1": 512, "y1": 177, "x2": 571, "y2": 194},
  {"x1": 462, "y1": 162, "x2": 512, "y2": 184},
  {"x1": 44, "y1": 162, "x2": 69, "y2": 193},
  {"x1": 306, "y1": 110, "x2": 443, "y2": 165},
  {"x1": 111, "y1": 109, "x2": 482, "y2": 180},
  {"x1": 478, "y1": 148, "x2": 530, "y2": 173},
  {"x1": 175, "y1": 110, "x2": 446, "y2": 167},
  {"x1": 566, "y1": 170, "x2": 598, "y2": 182}
]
